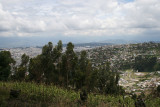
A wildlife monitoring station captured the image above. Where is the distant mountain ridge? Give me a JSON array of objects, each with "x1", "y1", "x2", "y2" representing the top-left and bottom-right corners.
[
  {"x1": 63, "y1": 42, "x2": 113, "y2": 47},
  {"x1": 0, "y1": 36, "x2": 159, "y2": 48},
  {"x1": 99, "y1": 39, "x2": 139, "y2": 44}
]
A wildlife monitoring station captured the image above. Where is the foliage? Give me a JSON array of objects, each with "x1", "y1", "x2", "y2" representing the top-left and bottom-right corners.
[
  {"x1": 0, "y1": 82, "x2": 135, "y2": 107},
  {"x1": 134, "y1": 55, "x2": 157, "y2": 72},
  {"x1": 154, "y1": 63, "x2": 160, "y2": 71},
  {"x1": 157, "y1": 85, "x2": 160, "y2": 93},
  {"x1": 13, "y1": 54, "x2": 29, "y2": 81},
  {"x1": 28, "y1": 55, "x2": 43, "y2": 82},
  {"x1": 20, "y1": 53, "x2": 29, "y2": 67},
  {"x1": 145, "y1": 97, "x2": 160, "y2": 107},
  {"x1": 0, "y1": 51, "x2": 15, "y2": 81},
  {"x1": 2, "y1": 41, "x2": 123, "y2": 96}
]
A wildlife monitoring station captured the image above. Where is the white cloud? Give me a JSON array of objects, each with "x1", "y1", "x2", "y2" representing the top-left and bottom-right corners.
[{"x1": 0, "y1": 0, "x2": 160, "y2": 40}]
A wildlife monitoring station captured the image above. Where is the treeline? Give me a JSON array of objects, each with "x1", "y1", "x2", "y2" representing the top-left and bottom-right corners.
[
  {"x1": 0, "y1": 41, "x2": 124, "y2": 95},
  {"x1": 119, "y1": 55, "x2": 160, "y2": 72},
  {"x1": 134, "y1": 55, "x2": 158, "y2": 72}
]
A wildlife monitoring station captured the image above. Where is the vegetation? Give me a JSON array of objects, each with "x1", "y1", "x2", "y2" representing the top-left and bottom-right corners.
[
  {"x1": 0, "y1": 41, "x2": 160, "y2": 106},
  {"x1": 0, "y1": 82, "x2": 160, "y2": 107},
  {"x1": 86, "y1": 42, "x2": 160, "y2": 72},
  {"x1": 0, "y1": 81, "x2": 134, "y2": 107},
  {"x1": 0, "y1": 51, "x2": 15, "y2": 81},
  {"x1": 134, "y1": 55, "x2": 157, "y2": 72},
  {"x1": 5, "y1": 41, "x2": 122, "y2": 96}
]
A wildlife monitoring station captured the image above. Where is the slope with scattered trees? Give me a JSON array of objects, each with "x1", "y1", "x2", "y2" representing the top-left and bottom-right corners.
[
  {"x1": 1, "y1": 41, "x2": 160, "y2": 106},
  {"x1": 1, "y1": 41, "x2": 123, "y2": 95}
]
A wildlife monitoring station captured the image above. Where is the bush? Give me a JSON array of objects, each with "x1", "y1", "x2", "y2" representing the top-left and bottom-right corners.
[{"x1": 157, "y1": 85, "x2": 160, "y2": 93}]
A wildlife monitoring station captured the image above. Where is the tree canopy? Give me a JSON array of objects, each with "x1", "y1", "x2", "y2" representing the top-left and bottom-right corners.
[
  {"x1": 0, "y1": 51, "x2": 15, "y2": 81},
  {"x1": 0, "y1": 41, "x2": 124, "y2": 95}
]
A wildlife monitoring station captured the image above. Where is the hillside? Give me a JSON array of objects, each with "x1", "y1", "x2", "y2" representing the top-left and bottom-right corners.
[
  {"x1": 1, "y1": 82, "x2": 160, "y2": 107},
  {"x1": 0, "y1": 82, "x2": 136, "y2": 107},
  {"x1": 1, "y1": 41, "x2": 160, "y2": 106},
  {"x1": 119, "y1": 70, "x2": 160, "y2": 94},
  {"x1": 86, "y1": 42, "x2": 160, "y2": 71}
]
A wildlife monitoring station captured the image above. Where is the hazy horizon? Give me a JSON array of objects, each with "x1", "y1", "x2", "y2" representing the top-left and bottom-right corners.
[{"x1": 1, "y1": 36, "x2": 160, "y2": 48}]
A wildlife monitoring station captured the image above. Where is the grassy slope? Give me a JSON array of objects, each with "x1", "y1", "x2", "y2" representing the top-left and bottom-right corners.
[
  {"x1": 0, "y1": 81, "x2": 159, "y2": 107},
  {"x1": 0, "y1": 82, "x2": 134, "y2": 107}
]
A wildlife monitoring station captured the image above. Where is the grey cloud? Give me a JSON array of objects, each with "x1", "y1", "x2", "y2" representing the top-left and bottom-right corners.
[
  {"x1": 0, "y1": 0, "x2": 160, "y2": 40},
  {"x1": 122, "y1": 0, "x2": 160, "y2": 29}
]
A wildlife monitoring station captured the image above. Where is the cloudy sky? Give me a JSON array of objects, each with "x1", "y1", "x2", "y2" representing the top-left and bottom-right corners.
[{"x1": 0, "y1": 0, "x2": 160, "y2": 43}]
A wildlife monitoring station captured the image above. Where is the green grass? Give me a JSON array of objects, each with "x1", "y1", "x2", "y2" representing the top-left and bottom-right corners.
[
  {"x1": 0, "y1": 81, "x2": 159, "y2": 107},
  {"x1": 145, "y1": 97, "x2": 160, "y2": 107},
  {"x1": 0, "y1": 81, "x2": 134, "y2": 107}
]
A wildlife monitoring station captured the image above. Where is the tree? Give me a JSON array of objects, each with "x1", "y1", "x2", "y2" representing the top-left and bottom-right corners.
[
  {"x1": 41, "y1": 42, "x2": 56, "y2": 84},
  {"x1": 28, "y1": 55, "x2": 44, "y2": 82},
  {"x1": 96, "y1": 62, "x2": 123, "y2": 95},
  {"x1": 79, "y1": 51, "x2": 88, "y2": 72},
  {"x1": 65, "y1": 42, "x2": 78, "y2": 87},
  {"x1": 0, "y1": 51, "x2": 15, "y2": 81},
  {"x1": 157, "y1": 85, "x2": 160, "y2": 93},
  {"x1": 56, "y1": 40, "x2": 63, "y2": 85},
  {"x1": 57, "y1": 40, "x2": 63, "y2": 53},
  {"x1": 75, "y1": 51, "x2": 89, "y2": 89},
  {"x1": 60, "y1": 54, "x2": 68, "y2": 86},
  {"x1": 134, "y1": 55, "x2": 157, "y2": 72},
  {"x1": 33, "y1": 41, "x2": 63, "y2": 84},
  {"x1": 20, "y1": 54, "x2": 29, "y2": 67},
  {"x1": 85, "y1": 61, "x2": 98, "y2": 92},
  {"x1": 28, "y1": 41, "x2": 64, "y2": 84},
  {"x1": 154, "y1": 63, "x2": 160, "y2": 71},
  {"x1": 14, "y1": 54, "x2": 29, "y2": 81},
  {"x1": 15, "y1": 67, "x2": 26, "y2": 81}
]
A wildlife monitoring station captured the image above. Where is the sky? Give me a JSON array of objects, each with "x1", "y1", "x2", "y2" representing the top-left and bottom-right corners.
[{"x1": 0, "y1": 0, "x2": 160, "y2": 44}]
